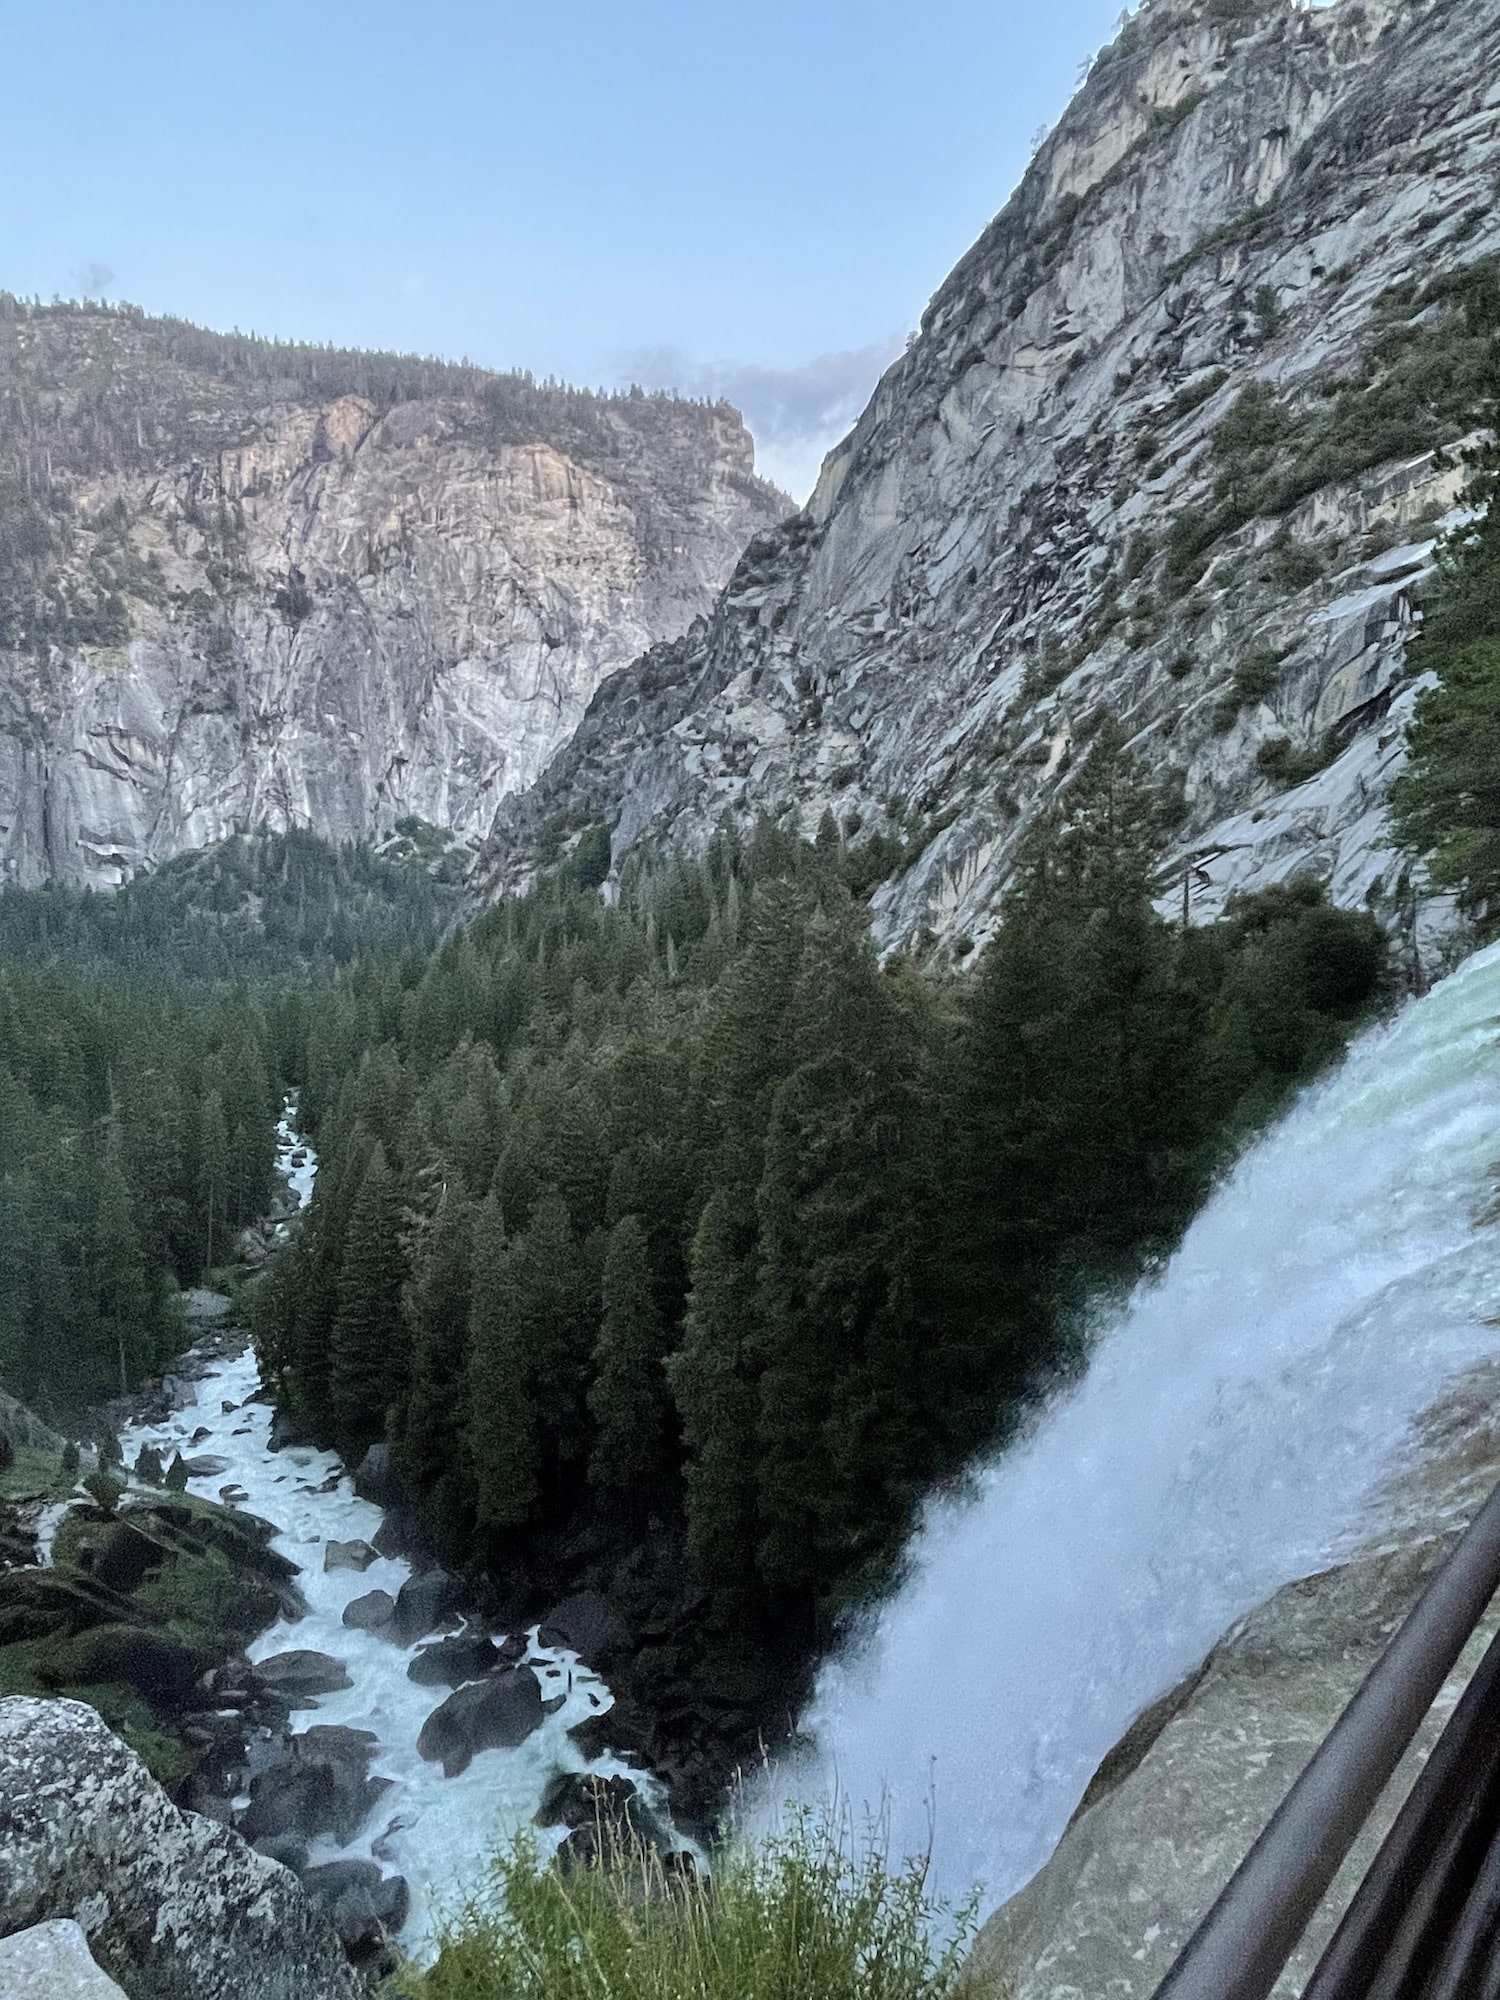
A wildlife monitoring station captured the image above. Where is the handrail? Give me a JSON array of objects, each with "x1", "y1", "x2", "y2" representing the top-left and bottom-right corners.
[{"x1": 1152, "y1": 1474, "x2": 1500, "y2": 2000}]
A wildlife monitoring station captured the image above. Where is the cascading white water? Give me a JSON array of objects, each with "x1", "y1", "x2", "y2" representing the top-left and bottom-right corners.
[
  {"x1": 777, "y1": 940, "x2": 1500, "y2": 1912},
  {"x1": 120, "y1": 1099, "x2": 654, "y2": 1963}
]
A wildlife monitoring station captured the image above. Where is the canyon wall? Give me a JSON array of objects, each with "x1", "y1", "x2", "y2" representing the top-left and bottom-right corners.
[{"x1": 0, "y1": 314, "x2": 786, "y2": 887}]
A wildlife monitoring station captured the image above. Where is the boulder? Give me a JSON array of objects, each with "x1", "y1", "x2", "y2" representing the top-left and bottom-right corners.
[
  {"x1": 416, "y1": 1667, "x2": 547, "y2": 1777},
  {"x1": 0, "y1": 1696, "x2": 359, "y2": 2000},
  {"x1": 182, "y1": 1289, "x2": 232, "y2": 1324},
  {"x1": 407, "y1": 1633, "x2": 499, "y2": 1687},
  {"x1": 266, "y1": 1409, "x2": 304, "y2": 1454},
  {"x1": 341, "y1": 1590, "x2": 396, "y2": 1638},
  {"x1": 298, "y1": 1861, "x2": 410, "y2": 1952},
  {"x1": 391, "y1": 1568, "x2": 462, "y2": 1645},
  {"x1": 238, "y1": 1725, "x2": 389, "y2": 1848},
  {"x1": 538, "y1": 1591, "x2": 631, "y2": 1670},
  {"x1": 251, "y1": 1834, "x2": 309, "y2": 1873},
  {"x1": 178, "y1": 1455, "x2": 230, "y2": 1478},
  {"x1": 253, "y1": 1651, "x2": 353, "y2": 1701},
  {"x1": 323, "y1": 1539, "x2": 378, "y2": 1573},
  {"x1": 0, "y1": 1389, "x2": 62, "y2": 1456},
  {"x1": 350, "y1": 1444, "x2": 406, "y2": 1513},
  {"x1": 371, "y1": 1507, "x2": 434, "y2": 1567},
  {"x1": 0, "y1": 1918, "x2": 128, "y2": 1999}
]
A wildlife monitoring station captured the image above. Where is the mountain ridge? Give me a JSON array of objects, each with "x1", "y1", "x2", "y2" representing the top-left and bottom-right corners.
[
  {"x1": 0, "y1": 305, "x2": 788, "y2": 889},
  {"x1": 476, "y1": 0, "x2": 1499, "y2": 963}
]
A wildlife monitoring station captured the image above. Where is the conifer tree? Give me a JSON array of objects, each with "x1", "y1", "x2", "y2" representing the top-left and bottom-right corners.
[
  {"x1": 751, "y1": 898, "x2": 928, "y2": 1601},
  {"x1": 668, "y1": 1186, "x2": 762, "y2": 1611},
  {"x1": 466, "y1": 1191, "x2": 540, "y2": 1534},
  {"x1": 398, "y1": 1174, "x2": 476, "y2": 1541},
  {"x1": 328, "y1": 1141, "x2": 407, "y2": 1454},
  {"x1": 587, "y1": 1214, "x2": 670, "y2": 1503},
  {"x1": 196, "y1": 1088, "x2": 229, "y2": 1272}
]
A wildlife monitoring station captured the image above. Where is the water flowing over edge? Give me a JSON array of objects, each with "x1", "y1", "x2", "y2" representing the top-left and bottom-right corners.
[{"x1": 765, "y1": 943, "x2": 1500, "y2": 1914}]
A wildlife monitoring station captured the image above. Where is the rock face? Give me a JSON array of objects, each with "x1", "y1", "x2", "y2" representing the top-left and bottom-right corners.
[
  {"x1": 480, "y1": 0, "x2": 1500, "y2": 960},
  {"x1": 0, "y1": 313, "x2": 787, "y2": 890},
  {"x1": 0, "y1": 1696, "x2": 359, "y2": 2000},
  {"x1": 964, "y1": 1360, "x2": 1500, "y2": 1998}
]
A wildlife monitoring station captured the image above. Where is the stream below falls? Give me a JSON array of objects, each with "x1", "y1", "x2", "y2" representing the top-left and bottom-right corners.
[{"x1": 117, "y1": 1103, "x2": 660, "y2": 1964}]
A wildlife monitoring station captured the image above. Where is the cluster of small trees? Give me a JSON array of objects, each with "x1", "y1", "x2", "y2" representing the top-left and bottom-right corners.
[
  {"x1": 1392, "y1": 422, "x2": 1500, "y2": 921},
  {"x1": 0, "y1": 973, "x2": 275, "y2": 1414},
  {"x1": 257, "y1": 735, "x2": 1384, "y2": 1668},
  {"x1": 0, "y1": 830, "x2": 461, "y2": 1420}
]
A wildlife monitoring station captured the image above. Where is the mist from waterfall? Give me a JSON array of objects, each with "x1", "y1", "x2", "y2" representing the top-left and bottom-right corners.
[{"x1": 770, "y1": 941, "x2": 1500, "y2": 1912}]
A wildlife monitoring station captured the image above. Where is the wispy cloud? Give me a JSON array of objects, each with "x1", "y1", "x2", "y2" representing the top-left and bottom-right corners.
[
  {"x1": 74, "y1": 261, "x2": 115, "y2": 299},
  {"x1": 614, "y1": 336, "x2": 907, "y2": 501}
]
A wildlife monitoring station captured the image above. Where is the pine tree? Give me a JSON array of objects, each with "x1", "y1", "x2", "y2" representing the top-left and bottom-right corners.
[
  {"x1": 587, "y1": 1214, "x2": 670, "y2": 1503},
  {"x1": 466, "y1": 1191, "x2": 539, "y2": 1534},
  {"x1": 751, "y1": 899, "x2": 928, "y2": 1602},
  {"x1": 328, "y1": 1142, "x2": 407, "y2": 1454},
  {"x1": 398, "y1": 1174, "x2": 476, "y2": 1544},
  {"x1": 668, "y1": 1186, "x2": 762, "y2": 1612},
  {"x1": 196, "y1": 1088, "x2": 229, "y2": 1273},
  {"x1": 1391, "y1": 435, "x2": 1500, "y2": 921}
]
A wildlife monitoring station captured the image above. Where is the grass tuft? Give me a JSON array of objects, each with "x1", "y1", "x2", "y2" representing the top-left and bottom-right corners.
[{"x1": 401, "y1": 1808, "x2": 978, "y2": 2000}]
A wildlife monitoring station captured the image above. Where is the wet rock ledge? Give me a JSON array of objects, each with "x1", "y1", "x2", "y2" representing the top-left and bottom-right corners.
[{"x1": 966, "y1": 1362, "x2": 1500, "y2": 2000}]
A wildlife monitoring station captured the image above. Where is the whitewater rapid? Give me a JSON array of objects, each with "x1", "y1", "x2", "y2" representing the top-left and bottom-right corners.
[
  {"x1": 782, "y1": 942, "x2": 1500, "y2": 1911},
  {"x1": 119, "y1": 1102, "x2": 647, "y2": 1961}
]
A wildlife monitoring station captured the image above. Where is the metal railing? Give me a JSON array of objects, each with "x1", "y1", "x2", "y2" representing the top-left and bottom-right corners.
[{"x1": 1152, "y1": 1476, "x2": 1500, "y2": 2000}]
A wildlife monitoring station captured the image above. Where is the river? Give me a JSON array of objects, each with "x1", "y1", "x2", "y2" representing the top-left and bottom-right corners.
[{"x1": 117, "y1": 1101, "x2": 652, "y2": 1962}]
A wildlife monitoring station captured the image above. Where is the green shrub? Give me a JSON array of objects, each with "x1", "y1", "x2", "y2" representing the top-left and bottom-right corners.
[
  {"x1": 403, "y1": 1815, "x2": 976, "y2": 2000},
  {"x1": 82, "y1": 1470, "x2": 124, "y2": 1515},
  {"x1": 1213, "y1": 645, "x2": 1287, "y2": 731},
  {"x1": 1169, "y1": 370, "x2": 1229, "y2": 424},
  {"x1": 1257, "y1": 733, "x2": 1340, "y2": 787}
]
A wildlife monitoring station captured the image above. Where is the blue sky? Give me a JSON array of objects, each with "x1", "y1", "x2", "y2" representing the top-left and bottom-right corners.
[{"x1": 2, "y1": 0, "x2": 1125, "y2": 495}]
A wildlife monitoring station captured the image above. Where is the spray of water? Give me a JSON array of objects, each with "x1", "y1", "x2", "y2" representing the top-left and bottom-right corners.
[{"x1": 772, "y1": 941, "x2": 1500, "y2": 1911}]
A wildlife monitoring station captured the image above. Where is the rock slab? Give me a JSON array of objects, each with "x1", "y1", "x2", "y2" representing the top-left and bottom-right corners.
[
  {"x1": 0, "y1": 1696, "x2": 359, "y2": 2000},
  {"x1": 0, "y1": 1920, "x2": 127, "y2": 1999}
]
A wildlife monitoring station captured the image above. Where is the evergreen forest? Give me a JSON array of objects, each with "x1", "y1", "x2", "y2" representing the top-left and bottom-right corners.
[
  {"x1": 0, "y1": 829, "x2": 458, "y2": 1419},
  {"x1": 249, "y1": 738, "x2": 1385, "y2": 1757},
  {"x1": 10, "y1": 408, "x2": 1500, "y2": 1756}
]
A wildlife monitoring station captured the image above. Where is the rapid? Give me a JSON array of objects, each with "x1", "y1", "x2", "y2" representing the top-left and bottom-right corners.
[
  {"x1": 783, "y1": 940, "x2": 1500, "y2": 1911},
  {"x1": 118, "y1": 1104, "x2": 649, "y2": 1962}
]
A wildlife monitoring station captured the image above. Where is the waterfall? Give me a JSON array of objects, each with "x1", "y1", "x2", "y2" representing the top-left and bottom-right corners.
[{"x1": 774, "y1": 941, "x2": 1500, "y2": 1911}]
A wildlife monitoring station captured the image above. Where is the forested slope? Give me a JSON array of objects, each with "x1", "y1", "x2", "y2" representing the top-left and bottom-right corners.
[{"x1": 254, "y1": 760, "x2": 1385, "y2": 1798}]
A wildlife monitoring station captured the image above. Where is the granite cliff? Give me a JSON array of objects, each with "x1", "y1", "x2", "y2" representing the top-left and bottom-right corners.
[
  {"x1": 478, "y1": 0, "x2": 1500, "y2": 959},
  {"x1": 0, "y1": 309, "x2": 787, "y2": 888}
]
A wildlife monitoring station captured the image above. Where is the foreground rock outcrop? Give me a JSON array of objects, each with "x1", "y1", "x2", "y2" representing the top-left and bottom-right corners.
[
  {"x1": 0, "y1": 314, "x2": 788, "y2": 889},
  {"x1": 481, "y1": 0, "x2": 1499, "y2": 961},
  {"x1": 0, "y1": 1919, "x2": 127, "y2": 2000},
  {"x1": 0, "y1": 1696, "x2": 359, "y2": 2000},
  {"x1": 965, "y1": 1360, "x2": 1500, "y2": 1998}
]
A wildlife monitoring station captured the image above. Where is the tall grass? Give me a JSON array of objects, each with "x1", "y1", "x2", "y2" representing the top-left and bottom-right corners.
[{"x1": 401, "y1": 1808, "x2": 978, "y2": 2000}]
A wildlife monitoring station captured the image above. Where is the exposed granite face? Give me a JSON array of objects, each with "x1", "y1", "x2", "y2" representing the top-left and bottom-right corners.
[
  {"x1": 964, "y1": 1361, "x2": 1500, "y2": 1999},
  {"x1": 0, "y1": 1696, "x2": 360, "y2": 2000},
  {"x1": 0, "y1": 315, "x2": 787, "y2": 889},
  {"x1": 478, "y1": 0, "x2": 1499, "y2": 960},
  {"x1": 0, "y1": 1920, "x2": 129, "y2": 2000}
]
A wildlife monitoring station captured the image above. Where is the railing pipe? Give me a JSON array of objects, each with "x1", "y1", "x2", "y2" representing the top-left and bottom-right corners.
[{"x1": 1152, "y1": 1475, "x2": 1500, "y2": 2000}]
